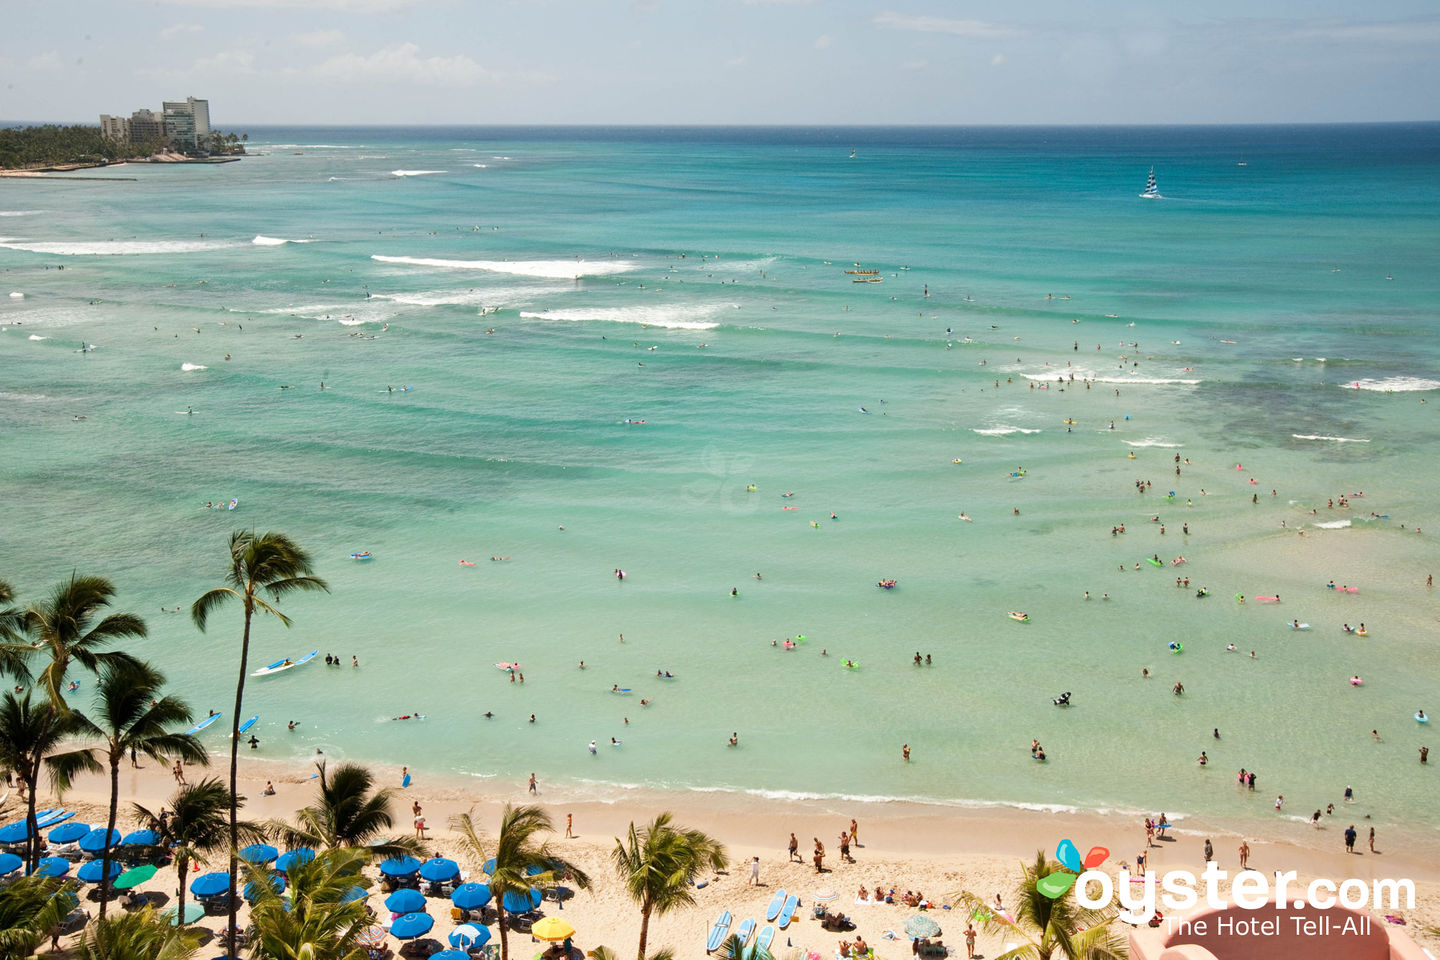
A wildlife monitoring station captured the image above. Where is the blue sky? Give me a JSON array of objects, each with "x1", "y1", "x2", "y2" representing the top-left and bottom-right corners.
[{"x1": 4, "y1": 0, "x2": 1439, "y2": 126}]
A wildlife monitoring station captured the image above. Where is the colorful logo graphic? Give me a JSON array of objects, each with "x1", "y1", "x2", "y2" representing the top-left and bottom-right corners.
[{"x1": 1037, "y1": 839, "x2": 1110, "y2": 899}]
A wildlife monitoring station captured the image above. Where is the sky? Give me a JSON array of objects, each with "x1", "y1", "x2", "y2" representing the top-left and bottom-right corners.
[{"x1": 3, "y1": 0, "x2": 1439, "y2": 126}]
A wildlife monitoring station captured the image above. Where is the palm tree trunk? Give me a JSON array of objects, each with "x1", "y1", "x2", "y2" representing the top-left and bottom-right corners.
[
  {"x1": 23, "y1": 758, "x2": 39, "y2": 872},
  {"x1": 227, "y1": 602, "x2": 253, "y2": 951},
  {"x1": 176, "y1": 853, "x2": 188, "y2": 927},
  {"x1": 637, "y1": 903, "x2": 653, "y2": 960},
  {"x1": 99, "y1": 754, "x2": 119, "y2": 918},
  {"x1": 497, "y1": 905, "x2": 509, "y2": 960}
]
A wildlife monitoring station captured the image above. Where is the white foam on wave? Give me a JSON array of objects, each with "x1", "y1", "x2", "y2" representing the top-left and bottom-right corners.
[
  {"x1": 1021, "y1": 370, "x2": 1201, "y2": 386},
  {"x1": 181, "y1": 362, "x2": 207, "y2": 371},
  {"x1": 370, "y1": 285, "x2": 533, "y2": 307},
  {"x1": 518, "y1": 304, "x2": 723, "y2": 330},
  {"x1": 0, "y1": 391, "x2": 48, "y2": 401},
  {"x1": 0, "y1": 238, "x2": 236, "y2": 256},
  {"x1": 972, "y1": 426, "x2": 1041, "y2": 436},
  {"x1": 373, "y1": 255, "x2": 638, "y2": 279},
  {"x1": 1125, "y1": 438, "x2": 1182, "y2": 448},
  {"x1": 8, "y1": 292, "x2": 23, "y2": 299},
  {"x1": 1312, "y1": 519, "x2": 1351, "y2": 529},
  {"x1": 1292, "y1": 434, "x2": 1369, "y2": 443},
  {"x1": 0, "y1": 211, "x2": 39, "y2": 217},
  {"x1": 337, "y1": 318, "x2": 366, "y2": 326},
  {"x1": 252, "y1": 235, "x2": 315, "y2": 246},
  {"x1": 391, "y1": 169, "x2": 446, "y2": 177},
  {"x1": 1348, "y1": 377, "x2": 1440, "y2": 392},
  {"x1": 28, "y1": 334, "x2": 48, "y2": 341},
  {"x1": 472, "y1": 163, "x2": 487, "y2": 168}
]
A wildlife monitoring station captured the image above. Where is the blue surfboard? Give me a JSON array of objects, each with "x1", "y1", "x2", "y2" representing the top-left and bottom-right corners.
[
  {"x1": 235, "y1": 715, "x2": 259, "y2": 736},
  {"x1": 706, "y1": 910, "x2": 731, "y2": 953},
  {"x1": 186, "y1": 713, "x2": 222, "y2": 735}
]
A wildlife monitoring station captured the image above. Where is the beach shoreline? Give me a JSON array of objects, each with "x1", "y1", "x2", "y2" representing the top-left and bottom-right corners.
[{"x1": 22, "y1": 755, "x2": 1439, "y2": 957}]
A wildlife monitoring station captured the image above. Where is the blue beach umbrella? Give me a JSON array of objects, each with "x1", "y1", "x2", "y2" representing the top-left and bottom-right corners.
[
  {"x1": 448, "y1": 924, "x2": 491, "y2": 949},
  {"x1": 121, "y1": 828, "x2": 159, "y2": 846},
  {"x1": 244, "y1": 875, "x2": 286, "y2": 901},
  {"x1": 35, "y1": 856, "x2": 71, "y2": 878},
  {"x1": 190, "y1": 871, "x2": 232, "y2": 898},
  {"x1": 390, "y1": 912, "x2": 434, "y2": 940},
  {"x1": 432, "y1": 951, "x2": 471, "y2": 960},
  {"x1": 340, "y1": 885, "x2": 369, "y2": 904},
  {"x1": 77, "y1": 859, "x2": 122, "y2": 883},
  {"x1": 501, "y1": 887, "x2": 541, "y2": 914},
  {"x1": 481, "y1": 856, "x2": 496, "y2": 875},
  {"x1": 379, "y1": 855, "x2": 421, "y2": 877},
  {"x1": 419, "y1": 857, "x2": 460, "y2": 882},
  {"x1": 385, "y1": 888, "x2": 426, "y2": 914},
  {"x1": 450, "y1": 882, "x2": 492, "y2": 910},
  {"x1": 0, "y1": 823, "x2": 30, "y2": 843},
  {"x1": 48, "y1": 822, "x2": 90, "y2": 844},
  {"x1": 275, "y1": 848, "x2": 315, "y2": 873},
  {"x1": 79, "y1": 828, "x2": 122, "y2": 853},
  {"x1": 0, "y1": 852, "x2": 21, "y2": 876},
  {"x1": 239, "y1": 843, "x2": 279, "y2": 865}
]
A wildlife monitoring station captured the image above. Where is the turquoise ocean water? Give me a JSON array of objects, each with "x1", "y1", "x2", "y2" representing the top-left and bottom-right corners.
[{"x1": 2, "y1": 124, "x2": 1438, "y2": 844}]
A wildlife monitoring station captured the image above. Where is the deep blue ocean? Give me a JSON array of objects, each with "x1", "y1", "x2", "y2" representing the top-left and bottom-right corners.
[{"x1": 3, "y1": 124, "x2": 1438, "y2": 848}]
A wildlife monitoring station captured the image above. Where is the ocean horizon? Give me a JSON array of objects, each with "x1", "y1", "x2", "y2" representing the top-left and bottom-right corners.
[{"x1": 3, "y1": 122, "x2": 1438, "y2": 853}]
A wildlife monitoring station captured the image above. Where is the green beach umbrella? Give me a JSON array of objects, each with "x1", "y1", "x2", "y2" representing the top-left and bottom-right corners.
[{"x1": 113, "y1": 864, "x2": 158, "y2": 890}]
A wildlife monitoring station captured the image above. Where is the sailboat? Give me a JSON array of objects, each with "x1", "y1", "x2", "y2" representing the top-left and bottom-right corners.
[{"x1": 1139, "y1": 167, "x2": 1162, "y2": 199}]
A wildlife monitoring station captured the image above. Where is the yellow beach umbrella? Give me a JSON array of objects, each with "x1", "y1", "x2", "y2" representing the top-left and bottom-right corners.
[{"x1": 531, "y1": 916, "x2": 575, "y2": 941}]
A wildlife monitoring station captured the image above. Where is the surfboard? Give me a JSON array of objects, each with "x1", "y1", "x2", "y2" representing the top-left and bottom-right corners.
[
  {"x1": 234, "y1": 715, "x2": 259, "y2": 736},
  {"x1": 1147, "y1": 558, "x2": 1163, "y2": 567},
  {"x1": 252, "y1": 650, "x2": 319, "y2": 677},
  {"x1": 747, "y1": 925, "x2": 775, "y2": 960},
  {"x1": 1286, "y1": 622, "x2": 1311, "y2": 630},
  {"x1": 706, "y1": 911, "x2": 732, "y2": 953},
  {"x1": 777, "y1": 894, "x2": 799, "y2": 930},
  {"x1": 611, "y1": 688, "x2": 632, "y2": 695},
  {"x1": 765, "y1": 889, "x2": 786, "y2": 922},
  {"x1": 401, "y1": 772, "x2": 412, "y2": 788},
  {"x1": 1417, "y1": 713, "x2": 1429, "y2": 724},
  {"x1": 733, "y1": 917, "x2": 755, "y2": 947},
  {"x1": 186, "y1": 713, "x2": 222, "y2": 735}
]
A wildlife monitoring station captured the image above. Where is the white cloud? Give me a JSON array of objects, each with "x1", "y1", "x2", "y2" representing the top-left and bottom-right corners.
[
  {"x1": 990, "y1": 52, "x2": 1007, "y2": 66},
  {"x1": 874, "y1": 11, "x2": 1020, "y2": 39},
  {"x1": 25, "y1": 51, "x2": 64, "y2": 71},
  {"x1": 813, "y1": 34, "x2": 832, "y2": 50},
  {"x1": 315, "y1": 43, "x2": 492, "y2": 86},
  {"x1": 159, "y1": 23, "x2": 205, "y2": 40},
  {"x1": 191, "y1": 49, "x2": 259, "y2": 75},
  {"x1": 1284, "y1": 18, "x2": 1440, "y2": 44},
  {"x1": 156, "y1": 0, "x2": 431, "y2": 10},
  {"x1": 294, "y1": 29, "x2": 346, "y2": 48}
]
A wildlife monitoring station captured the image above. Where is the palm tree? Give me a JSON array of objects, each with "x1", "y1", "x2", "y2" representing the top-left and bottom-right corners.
[
  {"x1": 191, "y1": 530, "x2": 329, "y2": 950},
  {"x1": 586, "y1": 949, "x2": 676, "y2": 960},
  {"x1": 25, "y1": 573, "x2": 145, "y2": 710},
  {"x1": 133, "y1": 779, "x2": 263, "y2": 929},
  {"x1": 611, "y1": 812, "x2": 727, "y2": 960},
  {"x1": 0, "y1": 577, "x2": 33, "y2": 681},
  {"x1": 269, "y1": 761, "x2": 420, "y2": 858},
  {"x1": 450, "y1": 806, "x2": 591, "y2": 960},
  {"x1": 957, "y1": 851, "x2": 1126, "y2": 960},
  {"x1": 713, "y1": 935, "x2": 773, "y2": 960},
  {"x1": 0, "y1": 690, "x2": 87, "y2": 871},
  {"x1": 245, "y1": 846, "x2": 372, "y2": 960},
  {"x1": 0, "y1": 875, "x2": 79, "y2": 960},
  {"x1": 53, "y1": 660, "x2": 209, "y2": 917},
  {"x1": 71, "y1": 905, "x2": 204, "y2": 960}
]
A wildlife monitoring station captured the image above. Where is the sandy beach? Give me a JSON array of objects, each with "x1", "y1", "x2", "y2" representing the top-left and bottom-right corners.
[{"x1": 17, "y1": 756, "x2": 1437, "y2": 958}]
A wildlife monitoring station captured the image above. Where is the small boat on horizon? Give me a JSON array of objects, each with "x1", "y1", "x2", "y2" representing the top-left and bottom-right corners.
[{"x1": 1140, "y1": 167, "x2": 1162, "y2": 200}]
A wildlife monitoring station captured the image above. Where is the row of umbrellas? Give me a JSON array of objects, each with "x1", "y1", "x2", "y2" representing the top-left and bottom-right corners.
[{"x1": 0, "y1": 822, "x2": 160, "y2": 850}]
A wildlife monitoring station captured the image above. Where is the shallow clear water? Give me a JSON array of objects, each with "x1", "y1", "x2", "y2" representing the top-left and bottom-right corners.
[{"x1": 2, "y1": 124, "x2": 1438, "y2": 840}]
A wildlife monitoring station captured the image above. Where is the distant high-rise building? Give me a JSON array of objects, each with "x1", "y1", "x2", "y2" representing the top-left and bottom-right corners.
[
  {"x1": 99, "y1": 114, "x2": 129, "y2": 141},
  {"x1": 127, "y1": 109, "x2": 165, "y2": 144},
  {"x1": 163, "y1": 97, "x2": 210, "y2": 150}
]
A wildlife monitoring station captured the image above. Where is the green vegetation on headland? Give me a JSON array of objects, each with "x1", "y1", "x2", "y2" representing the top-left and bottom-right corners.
[{"x1": 0, "y1": 123, "x2": 246, "y2": 170}]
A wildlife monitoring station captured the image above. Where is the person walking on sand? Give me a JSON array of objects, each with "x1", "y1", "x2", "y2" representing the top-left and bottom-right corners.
[
  {"x1": 788, "y1": 833, "x2": 800, "y2": 862},
  {"x1": 839, "y1": 830, "x2": 853, "y2": 863},
  {"x1": 850, "y1": 818, "x2": 859, "y2": 847},
  {"x1": 749, "y1": 856, "x2": 761, "y2": 885},
  {"x1": 1238, "y1": 839, "x2": 1250, "y2": 870},
  {"x1": 965, "y1": 923, "x2": 977, "y2": 959},
  {"x1": 1203, "y1": 838, "x2": 1213, "y2": 863},
  {"x1": 813, "y1": 838, "x2": 825, "y2": 872},
  {"x1": 1369, "y1": 827, "x2": 1375, "y2": 852},
  {"x1": 565, "y1": 813, "x2": 573, "y2": 839}
]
